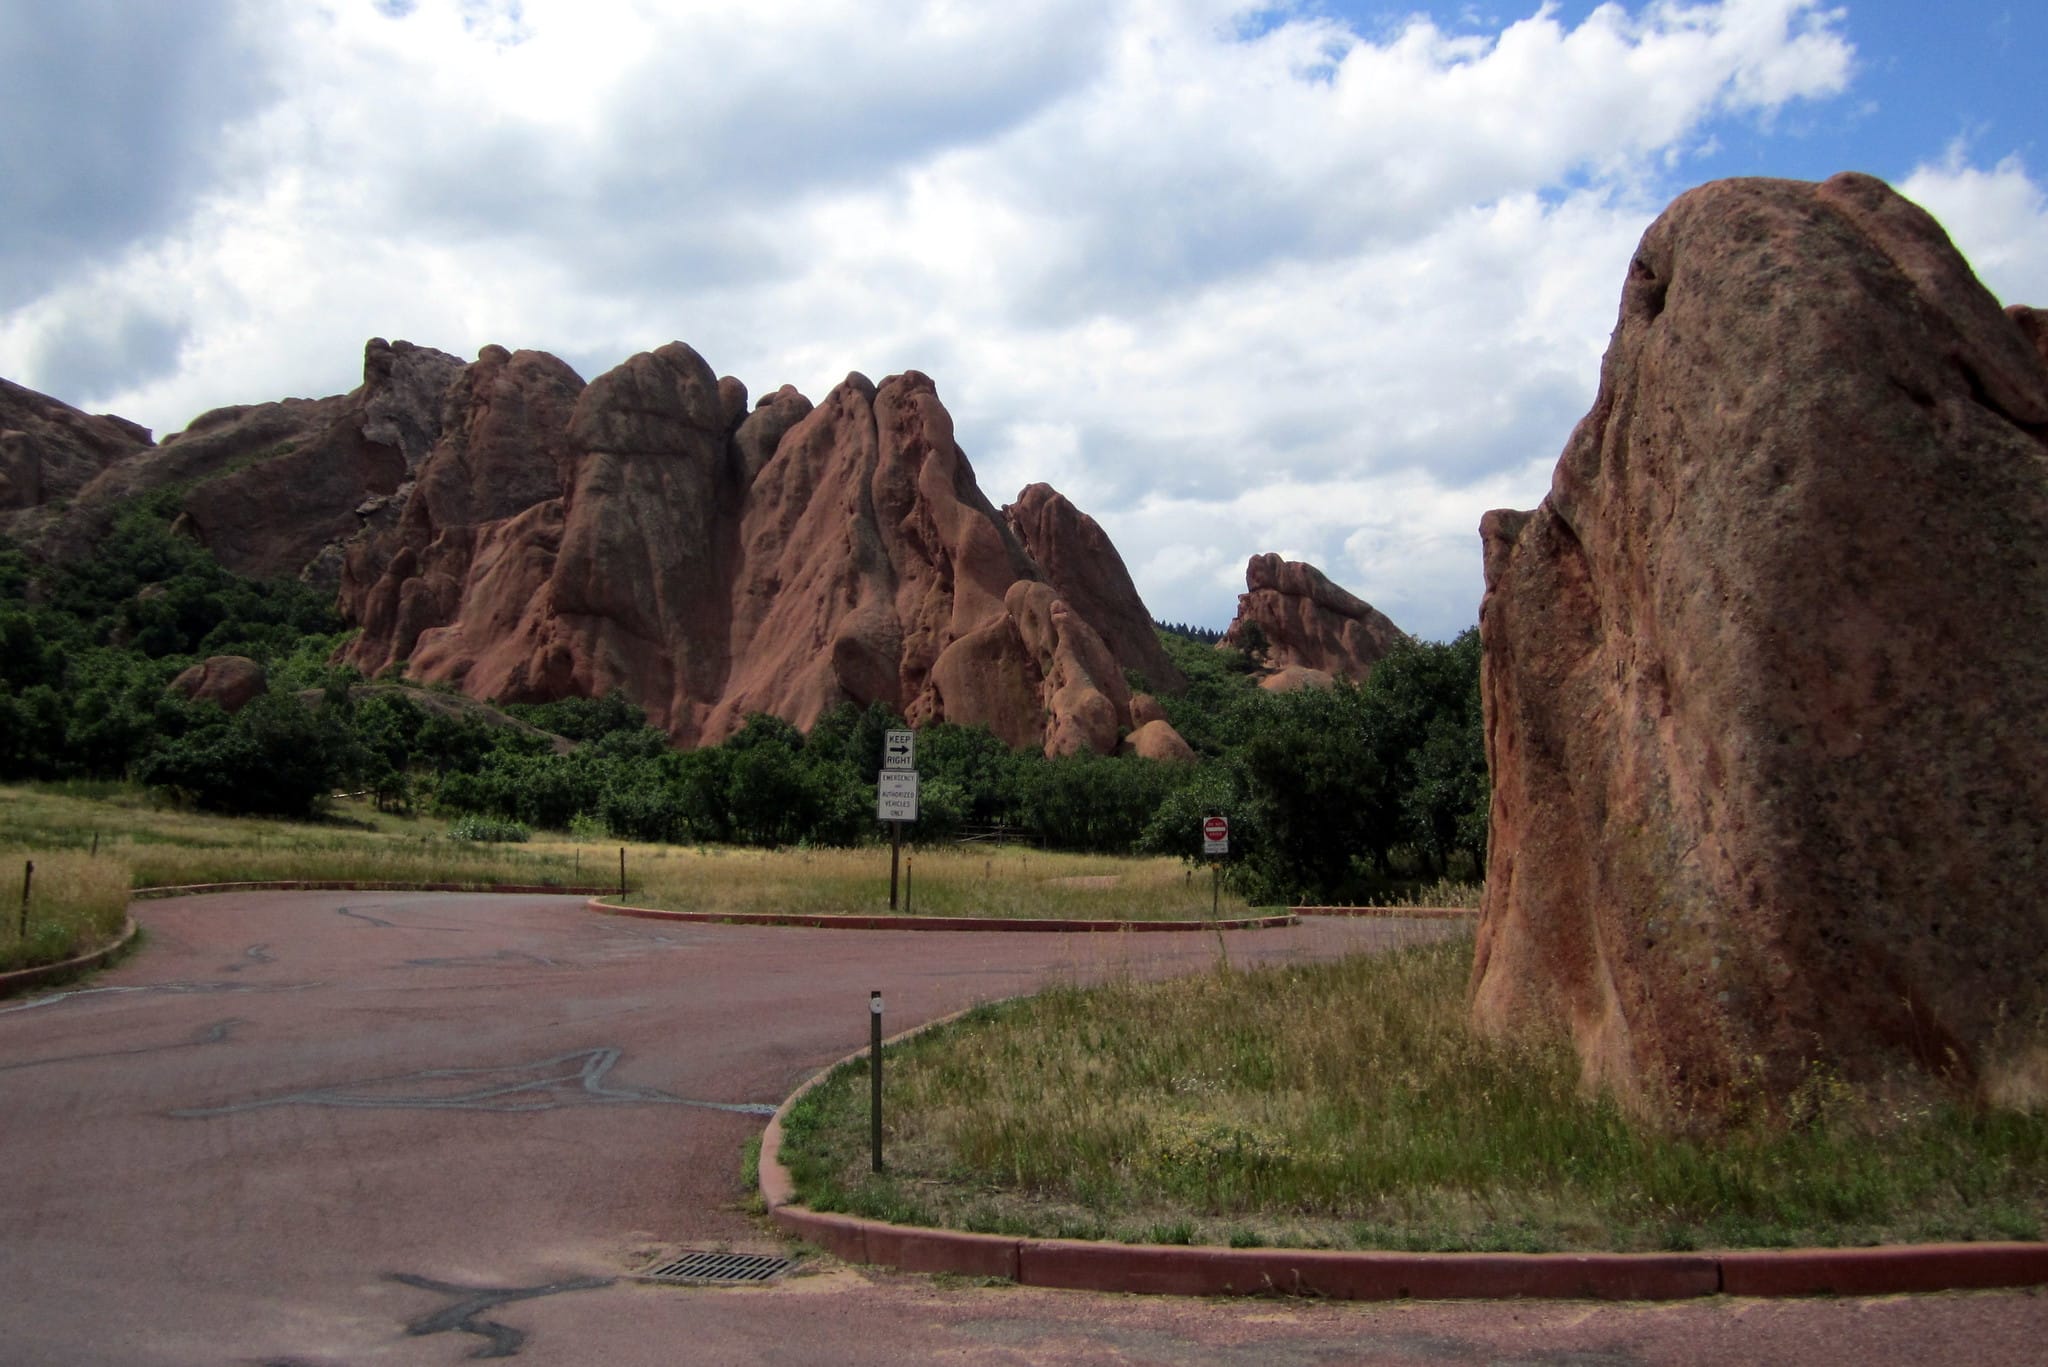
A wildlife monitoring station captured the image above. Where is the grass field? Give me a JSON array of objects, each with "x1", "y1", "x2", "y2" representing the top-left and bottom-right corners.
[
  {"x1": 777, "y1": 933, "x2": 2048, "y2": 1253},
  {"x1": 0, "y1": 783, "x2": 603, "y2": 973},
  {"x1": 616, "y1": 843, "x2": 1261, "y2": 921},
  {"x1": 0, "y1": 782, "x2": 1289, "y2": 972}
]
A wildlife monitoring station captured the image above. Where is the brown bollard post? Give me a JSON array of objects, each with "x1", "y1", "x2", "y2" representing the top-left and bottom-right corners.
[
  {"x1": 19, "y1": 859, "x2": 32, "y2": 942},
  {"x1": 618, "y1": 847, "x2": 626, "y2": 898},
  {"x1": 869, "y1": 990, "x2": 884, "y2": 1172}
]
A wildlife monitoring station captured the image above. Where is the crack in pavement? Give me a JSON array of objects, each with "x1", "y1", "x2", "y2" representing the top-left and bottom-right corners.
[
  {"x1": 170, "y1": 1046, "x2": 780, "y2": 1117},
  {"x1": 0, "y1": 981, "x2": 321, "y2": 1016},
  {"x1": 388, "y1": 1272, "x2": 614, "y2": 1359},
  {"x1": 0, "y1": 1017, "x2": 246, "y2": 1074}
]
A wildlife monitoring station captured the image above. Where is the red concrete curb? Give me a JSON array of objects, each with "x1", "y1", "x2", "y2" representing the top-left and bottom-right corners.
[
  {"x1": 1718, "y1": 1243, "x2": 2048, "y2": 1297},
  {"x1": 0, "y1": 917, "x2": 140, "y2": 1000},
  {"x1": 592, "y1": 899, "x2": 1297, "y2": 933},
  {"x1": 757, "y1": 1021, "x2": 2048, "y2": 1303},
  {"x1": 133, "y1": 880, "x2": 612, "y2": 899},
  {"x1": 1293, "y1": 905, "x2": 1479, "y2": 919}
]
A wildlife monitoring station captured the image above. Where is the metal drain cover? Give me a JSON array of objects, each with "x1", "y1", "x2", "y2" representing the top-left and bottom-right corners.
[{"x1": 635, "y1": 1250, "x2": 794, "y2": 1286}]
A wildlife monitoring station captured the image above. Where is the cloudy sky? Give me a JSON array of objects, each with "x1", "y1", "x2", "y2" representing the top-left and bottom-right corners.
[{"x1": 2, "y1": 1, "x2": 2042, "y2": 640}]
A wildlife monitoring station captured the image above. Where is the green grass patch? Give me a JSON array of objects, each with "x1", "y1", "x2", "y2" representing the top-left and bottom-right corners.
[{"x1": 778, "y1": 934, "x2": 2048, "y2": 1252}]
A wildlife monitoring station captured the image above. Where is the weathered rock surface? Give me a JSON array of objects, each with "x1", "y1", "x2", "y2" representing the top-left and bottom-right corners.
[
  {"x1": 1120, "y1": 719, "x2": 1197, "y2": 763},
  {"x1": 7, "y1": 337, "x2": 1187, "y2": 756},
  {"x1": 1005, "y1": 482, "x2": 1185, "y2": 695},
  {"x1": 168, "y1": 655, "x2": 268, "y2": 713},
  {"x1": 0, "y1": 379, "x2": 152, "y2": 533},
  {"x1": 1223, "y1": 553, "x2": 1405, "y2": 681},
  {"x1": 1471, "y1": 173, "x2": 2048, "y2": 1122},
  {"x1": 30, "y1": 339, "x2": 468, "y2": 586},
  {"x1": 1258, "y1": 664, "x2": 1335, "y2": 693},
  {"x1": 336, "y1": 344, "x2": 1167, "y2": 754}
]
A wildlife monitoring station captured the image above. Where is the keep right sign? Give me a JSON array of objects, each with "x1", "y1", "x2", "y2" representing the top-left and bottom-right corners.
[{"x1": 1202, "y1": 815, "x2": 1229, "y2": 856}]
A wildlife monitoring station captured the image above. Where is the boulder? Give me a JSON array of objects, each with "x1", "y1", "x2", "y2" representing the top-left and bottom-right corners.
[
  {"x1": 168, "y1": 655, "x2": 268, "y2": 714},
  {"x1": 1222, "y1": 553, "x2": 1405, "y2": 680},
  {"x1": 1470, "y1": 173, "x2": 2048, "y2": 1122},
  {"x1": 1258, "y1": 664, "x2": 1335, "y2": 693},
  {"x1": 1120, "y1": 718, "x2": 1197, "y2": 763},
  {"x1": 1129, "y1": 692, "x2": 1169, "y2": 727}
]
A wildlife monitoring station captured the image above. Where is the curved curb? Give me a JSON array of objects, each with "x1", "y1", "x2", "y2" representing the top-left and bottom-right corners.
[
  {"x1": 0, "y1": 916, "x2": 140, "y2": 1000},
  {"x1": 759, "y1": 1026, "x2": 2048, "y2": 1302},
  {"x1": 592, "y1": 899, "x2": 1297, "y2": 933},
  {"x1": 133, "y1": 880, "x2": 613, "y2": 899},
  {"x1": 1294, "y1": 905, "x2": 1479, "y2": 920}
]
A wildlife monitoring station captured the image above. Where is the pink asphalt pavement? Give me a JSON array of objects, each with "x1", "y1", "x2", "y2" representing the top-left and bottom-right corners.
[{"x1": 2, "y1": 891, "x2": 2041, "y2": 1365}]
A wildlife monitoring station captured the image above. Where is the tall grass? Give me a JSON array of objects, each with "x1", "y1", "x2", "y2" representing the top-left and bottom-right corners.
[
  {"x1": 621, "y1": 843, "x2": 1258, "y2": 921},
  {"x1": 780, "y1": 934, "x2": 2048, "y2": 1252},
  {"x1": 0, "y1": 850, "x2": 130, "y2": 973}
]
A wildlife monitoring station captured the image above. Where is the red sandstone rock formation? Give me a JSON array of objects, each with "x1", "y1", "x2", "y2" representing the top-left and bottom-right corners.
[
  {"x1": 0, "y1": 379, "x2": 152, "y2": 544},
  {"x1": 1120, "y1": 719, "x2": 1196, "y2": 763},
  {"x1": 168, "y1": 656, "x2": 268, "y2": 713},
  {"x1": 1004, "y1": 483, "x2": 1185, "y2": 695},
  {"x1": 336, "y1": 344, "x2": 1167, "y2": 755},
  {"x1": 6, "y1": 337, "x2": 1183, "y2": 756},
  {"x1": 1471, "y1": 173, "x2": 2048, "y2": 1122},
  {"x1": 29, "y1": 339, "x2": 466, "y2": 585},
  {"x1": 1222, "y1": 553, "x2": 1405, "y2": 682}
]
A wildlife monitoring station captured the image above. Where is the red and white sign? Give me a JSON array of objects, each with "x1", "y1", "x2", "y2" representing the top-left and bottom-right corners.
[{"x1": 1202, "y1": 815, "x2": 1229, "y2": 856}]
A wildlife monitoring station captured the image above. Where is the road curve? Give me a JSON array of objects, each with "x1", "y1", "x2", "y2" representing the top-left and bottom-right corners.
[{"x1": 2, "y1": 890, "x2": 2041, "y2": 1365}]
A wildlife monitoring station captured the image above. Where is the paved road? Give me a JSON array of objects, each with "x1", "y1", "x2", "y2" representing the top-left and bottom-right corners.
[{"x1": 1, "y1": 892, "x2": 2040, "y2": 1365}]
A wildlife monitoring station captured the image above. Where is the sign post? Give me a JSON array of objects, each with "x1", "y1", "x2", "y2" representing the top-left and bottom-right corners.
[
  {"x1": 1202, "y1": 816, "x2": 1229, "y2": 918},
  {"x1": 879, "y1": 732, "x2": 919, "y2": 909}
]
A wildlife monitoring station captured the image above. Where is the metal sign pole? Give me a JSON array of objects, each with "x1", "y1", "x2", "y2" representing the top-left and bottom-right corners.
[{"x1": 889, "y1": 821, "x2": 902, "y2": 910}]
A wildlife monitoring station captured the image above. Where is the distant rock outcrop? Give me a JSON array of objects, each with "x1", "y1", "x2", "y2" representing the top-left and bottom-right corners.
[
  {"x1": 1222, "y1": 553, "x2": 1405, "y2": 682},
  {"x1": 0, "y1": 378, "x2": 152, "y2": 533},
  {"x1": 6, "y1": 339, "x2": 1190, "y2": 756},
  {"x1": 1004, "y1": 482, "x2": 1185, "y2": 695},
  {"x1": 30, "y1": 339, "x2": 467, "y2": 586},
  {"x1": 1471, "y1": 173, "x2": 2048, "y2": 1122},
  {"x1": 168, "y1": 655, "x2": 267, "y2": 714},
  {"x1": 334, "y1": 343, "x2": 1169, "y2": 755}
]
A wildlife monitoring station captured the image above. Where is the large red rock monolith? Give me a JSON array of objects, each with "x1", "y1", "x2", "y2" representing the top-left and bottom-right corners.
[{"x1": 1471, "y1": 173, "x2": 2048, "y2": 1122}]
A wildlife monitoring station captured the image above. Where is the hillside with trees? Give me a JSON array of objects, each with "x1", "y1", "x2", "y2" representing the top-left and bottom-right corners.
[{"x1": 0, "y1": 500, "x2": 1485, "y2": 904}]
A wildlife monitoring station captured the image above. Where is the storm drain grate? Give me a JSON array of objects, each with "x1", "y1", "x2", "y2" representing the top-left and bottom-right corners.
[{"x1": 635, "y1": 1251, "x2": 794, "y2": 1285}]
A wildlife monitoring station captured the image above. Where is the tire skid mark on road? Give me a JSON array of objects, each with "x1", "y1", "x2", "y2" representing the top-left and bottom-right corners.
[{"x1": 170, "y1": 1045, "x2": 780, "y2": 1118}]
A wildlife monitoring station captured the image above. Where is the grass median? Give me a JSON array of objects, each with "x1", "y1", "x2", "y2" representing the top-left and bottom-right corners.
[{"x1": 777, "y1": 932, "x2": 2048, "y2": 1253}]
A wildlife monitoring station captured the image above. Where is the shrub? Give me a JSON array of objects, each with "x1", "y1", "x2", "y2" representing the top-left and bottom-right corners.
[{"x1": 446, "y1": 815, "x2": 530, "y2": 843}]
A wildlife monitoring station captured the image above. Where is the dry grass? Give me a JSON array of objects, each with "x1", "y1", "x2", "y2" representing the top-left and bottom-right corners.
[
  {"x1": 0, "y1": 849, "x2": 131, "y2": 974},
  {"x1": 0, "y1": 782, "x2": 598, "y2": 971},
  {"x1": 617, "y1": 843, "x2": 1257, "y2": 921},
  {"x1": 780, "y1": 933, "x2": 2048, "y2": 1252}
]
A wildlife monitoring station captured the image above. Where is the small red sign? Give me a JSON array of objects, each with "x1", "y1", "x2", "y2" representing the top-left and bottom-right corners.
[{"x1": 1203, "y1": 816, "x2": 1229, "y2": 841}]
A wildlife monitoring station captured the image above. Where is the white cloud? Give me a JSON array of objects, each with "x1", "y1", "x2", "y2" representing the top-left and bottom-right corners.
[
  {"x1": 1900, "y1": 146, "x2": 2048, "y2": 309},
  {"x1": 0, "y1": 0, "x2": 1867, "y2": 640}
]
